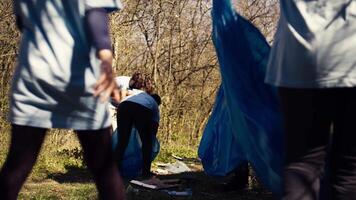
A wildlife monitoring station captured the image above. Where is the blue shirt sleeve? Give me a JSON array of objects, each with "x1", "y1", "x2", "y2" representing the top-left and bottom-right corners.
[
  {"x1": 85, "y1": 0, "x2": 123, "y2": 13},
  {"x1": 85, "y1": 8, "x2": 111, "y2": 51}
]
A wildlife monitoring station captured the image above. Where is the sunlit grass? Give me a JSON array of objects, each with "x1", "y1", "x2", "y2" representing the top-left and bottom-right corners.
[{"x1": 0, "y1": 119, "x2": 271, "y2": 200}]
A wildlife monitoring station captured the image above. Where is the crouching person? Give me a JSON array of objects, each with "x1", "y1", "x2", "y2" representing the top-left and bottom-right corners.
[{"x1": 113, "y1": 73, "x2": 161, "y2": 179}]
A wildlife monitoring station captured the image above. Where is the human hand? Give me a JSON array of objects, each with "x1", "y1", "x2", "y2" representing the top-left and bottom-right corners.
[
  {"x1": 94, "y1": 49, "x2": 119, "y2": 102},
  {"x1": 111, "y1": 89, "x2": 122, "y2": 104}
]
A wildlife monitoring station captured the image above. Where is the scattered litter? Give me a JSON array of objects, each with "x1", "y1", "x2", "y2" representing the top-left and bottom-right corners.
[
  {"x1": 162, "y1": 188, "x2": 192, "y2": 196},
  {"x1": 128, "y1": 174, "x2": 194, "y2": 197},
  {"x1": 130, "y1": 177, "x2": 181, "y2": 190},
  {"x1": 154, "y1": 168, "x2": 169, "y2": 175},
  {"x1": 172, "y1": 154, "x2": 183, "y2": 160},
  {"x1": 130, "y1": 180, "x2": 157, "y2": 189},
  {"x1": 160, "y1": 161, "x2": 191, "y2": 174},
  {"x1": 172, "y1": 155, "x2": 201, "y2": 163}
]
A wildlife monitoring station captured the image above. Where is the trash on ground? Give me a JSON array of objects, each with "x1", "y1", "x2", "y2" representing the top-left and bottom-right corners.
[
  {"x1": 162, "y1": 188, "x2": 192, "y2": 196},
  {"x1": 130, "y1": 177, "x2": 181, "y2": 190},
  {"x1": 157, "y1": 161, "x2": 191, "y2": 174},
  {"x1": 172, "y1": 155, "x2": 201, "y2": 163},
  {"x1": 154, "y1": 168, "x2": 169, "y2": 175},
  {"x1": 130, "y1": 180, "x2": 158, "y2": 189}
]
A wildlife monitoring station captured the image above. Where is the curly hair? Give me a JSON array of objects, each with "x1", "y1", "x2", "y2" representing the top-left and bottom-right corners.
[{"x1": 129, "y1": 72, "x2": 154, "y2": 94}]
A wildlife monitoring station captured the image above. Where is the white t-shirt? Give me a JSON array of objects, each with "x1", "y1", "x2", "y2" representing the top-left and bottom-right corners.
[
  {"x1": 265, "y1": 0, "x2": 356, "y2": 88},
  {"x1": 115, "y1": 76, "x2": 131, "y2": 90}
]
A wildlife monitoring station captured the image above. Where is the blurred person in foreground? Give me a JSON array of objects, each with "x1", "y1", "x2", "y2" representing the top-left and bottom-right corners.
[
  {"x1": 266, "y1": 1, "x2": 356, "y2": 200},
  {"x1": 0, "y1": 0, "x2": 125, "y2": 199}
]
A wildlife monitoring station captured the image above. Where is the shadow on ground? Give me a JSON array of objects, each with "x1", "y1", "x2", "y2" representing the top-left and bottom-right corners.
[
  {"x1": 47, "y1": 165, "x2": 93, "y2": 183},
  {"x1": 45, "y1": 164, "x2": 275, "y2": 199},
  {"x1": 126, "y1": 171, "x2": 275, "y2": 200}
]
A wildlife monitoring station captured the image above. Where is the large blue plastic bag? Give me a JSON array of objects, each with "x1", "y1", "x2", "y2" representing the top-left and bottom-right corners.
[
  {"x1": 199, "y1": 0, "x2": 283, "y2": 195},
  {"x1": 198, "y1": 87, "x2": 246, "y2": 176},
  {"x1": 112, "y1": 128, "x2": 160, "y2": 178}
]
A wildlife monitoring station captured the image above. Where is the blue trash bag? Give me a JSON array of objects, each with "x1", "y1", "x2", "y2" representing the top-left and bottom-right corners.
[
  {"x1": 199, "y1": 0, "x2": 284, "y2": 195},
  {"x1": 112, "y1": 127, "x2": 160, "y2": 178},
  {"x1": 198, "y1": 86, "x2": 246, "y2": 176}
]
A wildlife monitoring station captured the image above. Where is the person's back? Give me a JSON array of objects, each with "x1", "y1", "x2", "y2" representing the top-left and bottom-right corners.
[
  {"x1": 266, "y1": 1, "x2": 356, "y2": 88},
  {"x1": 11, "y1": 0, "x2": 123, "y2": 129}
]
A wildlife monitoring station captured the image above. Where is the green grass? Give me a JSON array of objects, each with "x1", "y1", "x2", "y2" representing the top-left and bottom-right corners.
[
  {"x1": 19, "y1": 180, "x2": 97, "y2": 200},
  {"x1": 0, "y1": 126, "x2": 274, "y2": 200},
  {"x1": 155, "y1": 142, "x2": 198, "y2": 163},
  {"x1": 16, "y1": 172, "x2": 274, "y2": 200}
]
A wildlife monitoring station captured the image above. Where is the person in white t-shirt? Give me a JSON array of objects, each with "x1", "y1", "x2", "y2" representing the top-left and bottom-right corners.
[
  {"x1": 0, "y1": 1, "x2": 126, "y2": 199},
  {"x1": 266, "y1": 1, "x2": 356, "y2": 199},
  {"x1": 113, "y1": 72, "x2": 160, "y2": 178},
  {"x1": 109, "y1": 76, "x2": 131, "y2": 130}
]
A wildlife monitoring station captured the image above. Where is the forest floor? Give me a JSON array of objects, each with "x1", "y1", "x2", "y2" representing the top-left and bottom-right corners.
[
  {"x1": 0, "y1": 131, "x2": 275, "y2": 200},
  {"x1": 17, "y1": 162, "x2": 275, "y2": 200}
]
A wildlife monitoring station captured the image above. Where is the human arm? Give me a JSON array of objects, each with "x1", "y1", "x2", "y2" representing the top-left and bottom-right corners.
[
  {"x1": 94, "y1": 49, "x2": 120, "y2": 102},
  {"x1": 118, "y1": 89, "x2": 132, "y2": 101},
  {"x1": 111, "y1": 76, "x2": 134, "y2": 104},
  {"x1": 85, "y1": 8, "x2": 119, "y2": 101},
  {"x1": 110, "y1": 88, "x2": 131, "y2": 105}
]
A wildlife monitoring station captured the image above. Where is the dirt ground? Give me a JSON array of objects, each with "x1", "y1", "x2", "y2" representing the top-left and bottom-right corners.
[
  {"x1": 18, "y1": 160, "x2": 276, "y2": 199},
  {"x1": 18, "y1": 168, "x2": 275, "y2": 200},
  {"x1": 125, "y1": 171, "x2": 275, "y2": 200}
]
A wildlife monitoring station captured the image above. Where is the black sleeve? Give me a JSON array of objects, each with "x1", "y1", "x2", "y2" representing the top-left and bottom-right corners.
[{"x1": 85, "y1": 8, "x2": 112, "y2": 51}]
